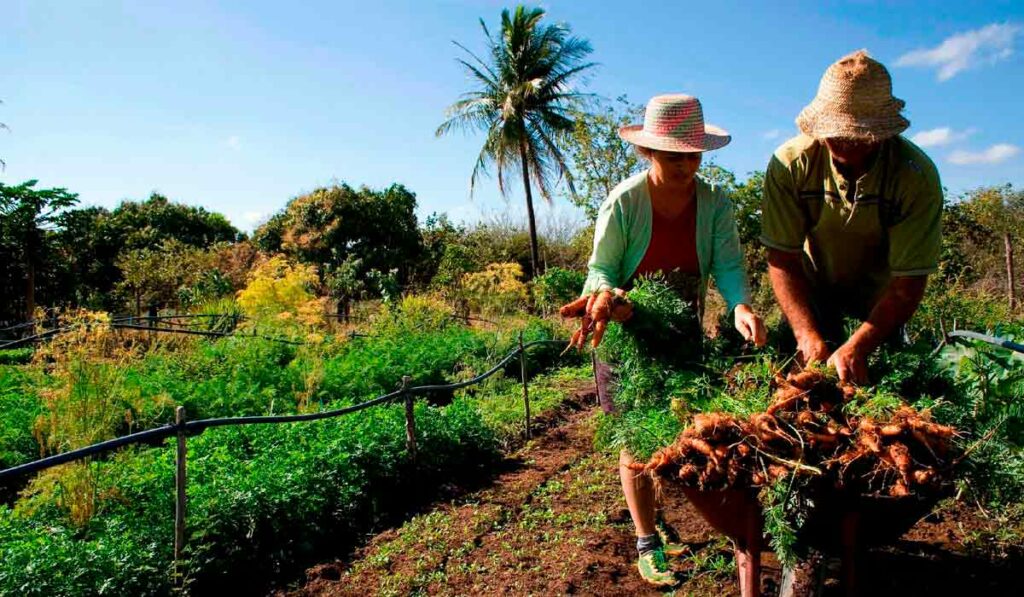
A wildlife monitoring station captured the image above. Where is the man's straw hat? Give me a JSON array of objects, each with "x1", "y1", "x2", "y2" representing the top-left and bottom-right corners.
[
  {"x1": 618, "y1": 94, "x2": 730, "y2": 152},
  {"x1": 796, "y1": 50, "x2": 909, "y2": 142}
]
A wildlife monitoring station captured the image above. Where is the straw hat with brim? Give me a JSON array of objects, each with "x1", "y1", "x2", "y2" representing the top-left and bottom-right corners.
[
  {"x1": 618, "y1": 94, "x2": 730, "y2": 152},
  {"x1": 797, "y1": 49, "x2": 909, "y2": 142}
]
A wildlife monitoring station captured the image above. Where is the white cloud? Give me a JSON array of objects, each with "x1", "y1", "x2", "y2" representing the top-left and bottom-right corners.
[
  {"x1": 242, "y1": 211, "x2": 265, "y2": 224},
  {"x1": 910, "y1": 126, "x2": 976, "y2": 148},
  {"x1": 226, "y1": 135, "x2": 241, "y2": 150},
  {"x1": 896, "y1": 23, "x2": 1021, "y2": 81},
  {"x1": 948, "y1": 143, "x2": 1020, "y2": 165},
  {"x1": 762, "y1": 129, "x2": 784, "y2": 141}
]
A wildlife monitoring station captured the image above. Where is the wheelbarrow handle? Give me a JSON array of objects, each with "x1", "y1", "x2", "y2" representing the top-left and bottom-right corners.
[{"x1": 947, "y1": 330, "x2": 1024, "y2": 354}]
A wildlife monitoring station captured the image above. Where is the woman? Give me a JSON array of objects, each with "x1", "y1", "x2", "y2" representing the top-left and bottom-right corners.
[{"x1": 580, "y1": 94, "x2": 766, "y2": 587}]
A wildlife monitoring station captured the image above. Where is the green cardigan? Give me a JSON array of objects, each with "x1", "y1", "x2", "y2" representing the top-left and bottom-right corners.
[{"x1": 583, "y1": 170, "x2": 753, "y2": 313}]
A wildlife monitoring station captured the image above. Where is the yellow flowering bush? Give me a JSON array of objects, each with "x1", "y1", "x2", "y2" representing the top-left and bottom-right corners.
[
  {"x1": 26, "y1": 309, "x2": 148, "y2": 525},
  {"x1": 237, "y1": 255, "x2": 320, "y2": 322},
  {"x1": 461, "y1": 262, "x2": 529, "y2": 316}
]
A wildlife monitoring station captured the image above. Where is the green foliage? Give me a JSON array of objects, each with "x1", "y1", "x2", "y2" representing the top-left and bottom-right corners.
[
  {"x1": 0, "y1": 180, "x2": 79, "y2": 320},
  {"x1": 562, "y1": 97, "x2": 645, "y2": 220},
  {"x1": 0, "y1": 301, "x2": 576, "y2": 595},
  {"x1": 757, "y1": 473, "x2": 811, "y2": 567},
  {"x1": 115, "y1": 239, "x2": 219, "y2": 315},
  {"x1": 909, "y1": 281, "x2": 1013, "y2": 343},
  {"x1": 253, "y1": 183, "x2": 423, "y2": 294},
  {"x1": 593, "y1": 277, "x2": 706, "y2": 459},
  {"x1": 0, "y1": 398, "x2": 501, "y2": 596},
  {"x1": 531, "y1": 267, "x2": 586, "y2": 314},
  {"x1": 0, "y1": 348, "x2": 33, "y2": 365},
  {"x1": 0, "y1": 367, "x2": 41, "y2": 471}
]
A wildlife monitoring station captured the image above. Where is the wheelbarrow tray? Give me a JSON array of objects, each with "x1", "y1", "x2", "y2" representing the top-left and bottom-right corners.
[{"x1": 679, "y1": 484, "x2": 946, "y2": 551}]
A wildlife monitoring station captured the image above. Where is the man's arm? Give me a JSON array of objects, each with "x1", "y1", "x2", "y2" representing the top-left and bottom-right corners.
[
  {"x1": 767, "y1": 248, "x2": 830, "y2": 364},
  {"x1": 828, "y1": 276, "x2": 927, "y2": 383}
]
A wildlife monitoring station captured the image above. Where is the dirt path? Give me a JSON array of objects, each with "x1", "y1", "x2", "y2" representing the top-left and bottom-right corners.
[{"x1": 287, "y1": 388, "x2": 1024, "y2": 597}]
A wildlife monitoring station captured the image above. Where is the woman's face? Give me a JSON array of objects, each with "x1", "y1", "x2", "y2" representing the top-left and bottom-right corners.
[{"x1": 649, "y1": 149, "x2": 702, "y2": 182}]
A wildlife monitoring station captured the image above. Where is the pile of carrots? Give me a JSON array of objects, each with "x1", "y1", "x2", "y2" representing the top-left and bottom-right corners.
[{"x1": 631, "y1": 369, "x2": 959, "y2": 498}]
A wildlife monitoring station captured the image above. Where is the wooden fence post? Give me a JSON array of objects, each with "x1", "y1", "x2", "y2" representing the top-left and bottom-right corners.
[
  {"x1": 402, "y1": 375, "x2": 417, "y2": 464},
  {"x1": 519, "y1": 332, "x2": 532, "y2": 440},
  {"x1": 174, "y1": 406, "x2": 187, "y2": 589}
]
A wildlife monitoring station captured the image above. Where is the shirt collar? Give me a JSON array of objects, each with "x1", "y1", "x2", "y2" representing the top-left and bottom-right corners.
[{"x1": 826, "y1": 139, "x2": 891, "y2": 202}]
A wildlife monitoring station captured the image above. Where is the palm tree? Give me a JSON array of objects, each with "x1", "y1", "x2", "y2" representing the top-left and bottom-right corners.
[
  {"x1": 1, "y1": 99, "x2": 8, "y2": 170},
  {"x1": 437, "y1": 5, "x2": 594, "y2": 277}
]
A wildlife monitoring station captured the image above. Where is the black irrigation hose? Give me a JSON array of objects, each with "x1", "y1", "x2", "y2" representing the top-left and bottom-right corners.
[
  {"x1": 948, "y1": 330, "x2": 1024, "y2": 354},
  {"x1": 0, "y1": 426, "x2": 177, "y2": 481},
  {"x1": 413, "y1": 339, "x2": 564, "y2": 393},
  {"x1": 0, "y1": 320, "x2": 44, "y2": 333},
  {"x1": 0, "y1": 338, "x2": 565, "y2": 482},
  {"x1": 112, "y1": 323, "x2": 305, "y2": 345},
  {"x1": 0, "y1": 327, "x2": 67, "y2": 350}
]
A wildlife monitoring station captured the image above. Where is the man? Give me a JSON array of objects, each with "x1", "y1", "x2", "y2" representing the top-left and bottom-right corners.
[{"x1": 761, "y1": 50, "x2": 942, "y2": 385}]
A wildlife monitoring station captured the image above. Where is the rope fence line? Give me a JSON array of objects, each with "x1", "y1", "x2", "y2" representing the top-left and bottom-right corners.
[
  {"x1": 0, "y1": 335, "x2": 566, "y2": 589},
  {"x1": 0, "y1": 311, "x2": 491, "y2": 350}
]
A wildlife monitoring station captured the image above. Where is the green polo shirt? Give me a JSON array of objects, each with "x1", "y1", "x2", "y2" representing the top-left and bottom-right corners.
[{"x1": 760, "y1": 134, "x2": 942, "y2": 318}]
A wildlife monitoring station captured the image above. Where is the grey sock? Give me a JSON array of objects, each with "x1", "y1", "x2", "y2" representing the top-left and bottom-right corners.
[{"x1": 636, "y1": 533, "x2": 662, "y2": 555}]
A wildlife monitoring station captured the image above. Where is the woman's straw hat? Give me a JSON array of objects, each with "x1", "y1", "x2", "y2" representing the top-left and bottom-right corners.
[
  {"x1": 618, "y1": 94, "x2": 730, "y2": 153},
  {"x1": 796, "y1": 50, "x2": 909, "y2": 142}
]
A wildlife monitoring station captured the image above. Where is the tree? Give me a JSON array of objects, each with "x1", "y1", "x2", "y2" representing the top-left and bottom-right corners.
[
  {"x1": 437, "y1": 5, "x2": 594, "y2": 278},
  {"x1": 324, "y1": 255, "x2": 365, "y2": 322},
  {"x1": 108, "y1": 192, "x2": 239, "y2": 252},
  {"x1": 0, "y1": 180, "x2": 79, "y2": 319},
  {"x1": 958, "y1": 184, "x2": 1024, "y2": 309},
  {"x1": 254, "y1": 183, "x2": 423, "y2": 294},
  {"x1": 114, "y1": 239, "x2": 213, "y2": 316},
  {"x1": 562, "y1": 97, "x2": 645, "y2": 220}
]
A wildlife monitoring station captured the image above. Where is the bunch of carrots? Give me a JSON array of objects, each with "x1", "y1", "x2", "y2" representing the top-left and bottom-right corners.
[
  {"x1": 631, "y1": 369, "x2": 959, "y2": 498},
  {"x1": 559, "y1": 289, "x2": 634, "y2": 351}
]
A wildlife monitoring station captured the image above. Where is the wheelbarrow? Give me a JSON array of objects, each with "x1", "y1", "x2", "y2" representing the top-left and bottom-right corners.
[{"x1": 681, "y1": 485, "x2": 945, "y2": 597}]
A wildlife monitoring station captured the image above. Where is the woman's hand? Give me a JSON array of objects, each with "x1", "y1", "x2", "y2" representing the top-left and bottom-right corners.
[
  {"x1": 559, "y1": 288, "x2": 633, "y2": 350},
  {"x1": 733, "y1": 304, "x2": 767, "y2": 347}
]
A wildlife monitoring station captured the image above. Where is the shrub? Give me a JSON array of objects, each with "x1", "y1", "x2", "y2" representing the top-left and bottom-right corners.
[
  {"x1": 236, "y1": 255, "x2": 320, "y2": 322},
  {"x1": 532, "y1": 267, "x2": 585, "y2": 315},
  {"x1": 462, "y1": 262, "x2": 529, "y2": 316}
]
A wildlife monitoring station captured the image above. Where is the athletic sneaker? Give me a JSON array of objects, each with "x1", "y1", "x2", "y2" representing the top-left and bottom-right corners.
[
  {"x1": 637, "y1": 547, "x2": 678, "y2": 587},
  {"x1": 655, "y1": 518, "x2": 689, "y2": 558}
]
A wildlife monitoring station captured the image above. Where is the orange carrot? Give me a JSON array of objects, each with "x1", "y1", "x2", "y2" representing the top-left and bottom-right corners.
[
  {"x1": 590, "y1": 290, "x2": 613, "y2": 322},
  {"x1": 591, "y1": 319, "x2": 607, "y2": 347},
  {"x1": 559, "y1": 295, "x2": 589, "y2": 318}
]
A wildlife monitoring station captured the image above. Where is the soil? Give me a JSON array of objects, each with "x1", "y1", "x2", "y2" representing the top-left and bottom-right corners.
[{"x1": 285, "y1": 385, "x2": 1024, "y2": 597}]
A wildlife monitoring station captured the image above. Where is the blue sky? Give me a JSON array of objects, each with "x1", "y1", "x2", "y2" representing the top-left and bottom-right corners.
[{"x1": 3, "y1": 1, "x2": 1022, "y2": 232}]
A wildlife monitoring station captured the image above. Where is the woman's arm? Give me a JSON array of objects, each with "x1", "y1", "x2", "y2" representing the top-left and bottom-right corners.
[
  {"x1": 709, "y1": 197, "x2": 753, "y2": 312},
  {"x1": 583, "y1": 199, "x2": 626, "y2": 294}
]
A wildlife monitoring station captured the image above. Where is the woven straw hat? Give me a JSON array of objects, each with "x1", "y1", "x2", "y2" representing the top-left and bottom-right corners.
[
  {"x1": 618, "y1": 94, "x2": 730, "y2": 152},
  {"x1": 796, "y1": 50, "x2": 909, "y2": 141}
]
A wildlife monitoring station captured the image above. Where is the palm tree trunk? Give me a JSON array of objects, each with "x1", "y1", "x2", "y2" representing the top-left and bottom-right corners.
[
  {"x1": 24, "y1": 231, "x2": 36, "y2": 320},
  {"x1": 518, "y1": 138, "x2": 541, "y2": 278},
  {"x1": 25, "y1": 259, "x2": 35, "y2": 321},
  {"x1": 1006, "y1": 232, "x2": 1016, "y2": 310}
]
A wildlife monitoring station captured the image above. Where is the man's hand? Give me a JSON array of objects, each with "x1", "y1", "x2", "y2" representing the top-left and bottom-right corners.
[
  {"x1": 796, "y1": 332, "x2": 831, "y2": 365},
  {"x1": 768, "y1": 249, "x2": 830, "y2": 364},
  {"x1": 733, "y1": 304, "x2": 767, "y2": 347},
  {"x1": 827, "y1": 341, "x2": 868, "y2": 385}
]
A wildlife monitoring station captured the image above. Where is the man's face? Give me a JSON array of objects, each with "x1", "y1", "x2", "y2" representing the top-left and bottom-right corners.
[{"x1": 824, "y1": 138, "x2": 881, "y2": 167}]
